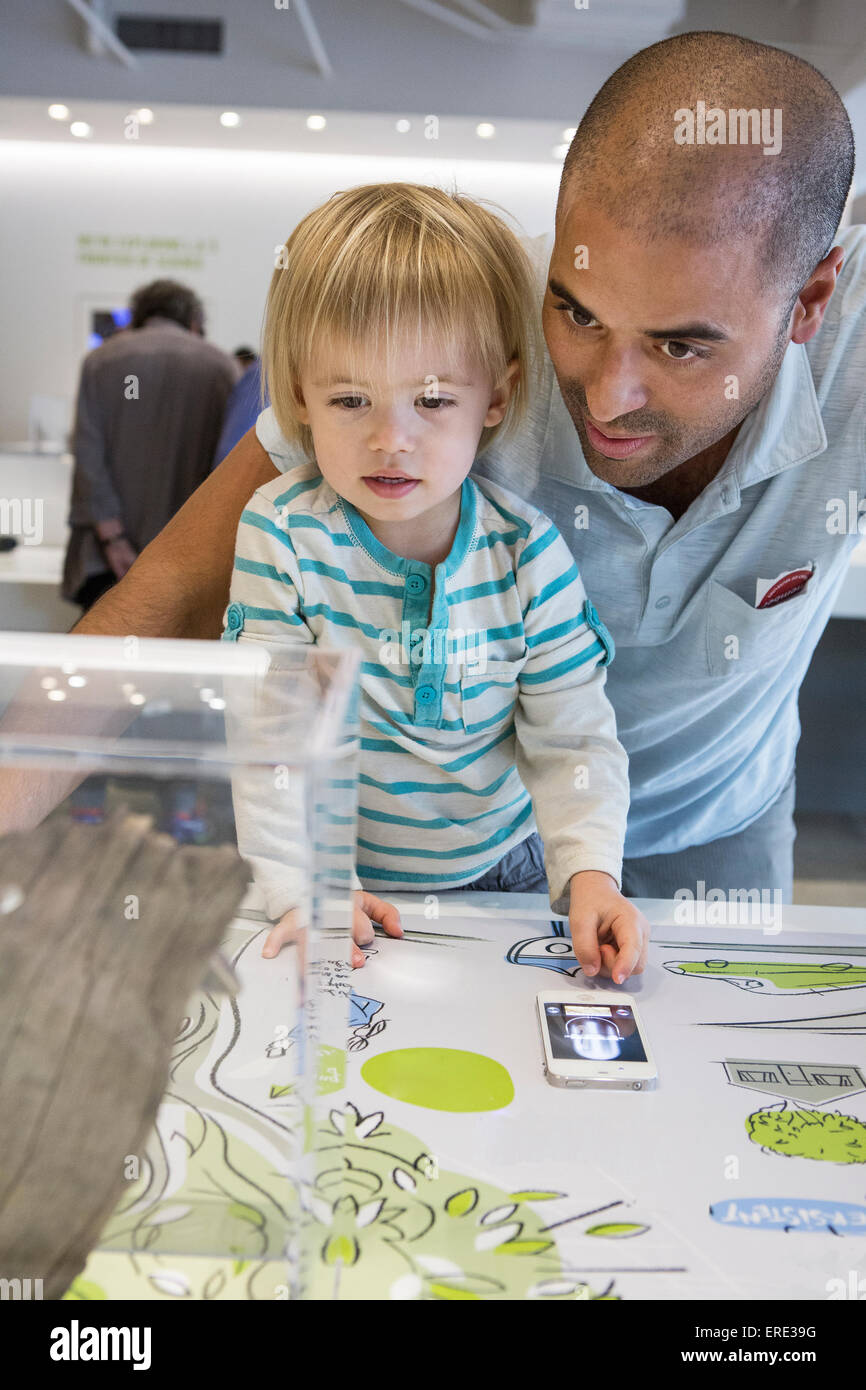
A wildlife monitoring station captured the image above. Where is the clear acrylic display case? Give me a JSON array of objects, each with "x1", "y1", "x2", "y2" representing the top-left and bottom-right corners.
[{"x1": 0, "y1": 631, "x2": 359, "y2": 1300}]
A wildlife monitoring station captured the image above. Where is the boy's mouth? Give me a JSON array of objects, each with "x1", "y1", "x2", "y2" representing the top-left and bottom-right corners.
[{"x1": 362, "y1": 474, "x2": 420, "y2": 499}]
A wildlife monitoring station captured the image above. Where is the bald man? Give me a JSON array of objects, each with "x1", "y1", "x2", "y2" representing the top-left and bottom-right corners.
[{"x1": 53, "y1": 32, "x2": 864, "y2": 906}]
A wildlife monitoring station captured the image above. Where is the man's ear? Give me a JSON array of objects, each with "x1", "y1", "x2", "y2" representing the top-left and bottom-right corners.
[
  {"x1": 790, "y1": 245, "x2": 844, "y2": 346},
  {"x1": 484, "y1": 359, "x2": 520, "y2": 427}
]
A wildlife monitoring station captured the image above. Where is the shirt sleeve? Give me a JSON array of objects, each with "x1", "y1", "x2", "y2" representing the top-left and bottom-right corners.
[
  {"x1": 220, "y1": 491, "x2": 324, "y2": 921},
  {"x1": 68, "y1": 357, "x2": 125, "y2": 527},
  {"x1": 513, "y1": 515, "x2": 630, "y2": 915}
]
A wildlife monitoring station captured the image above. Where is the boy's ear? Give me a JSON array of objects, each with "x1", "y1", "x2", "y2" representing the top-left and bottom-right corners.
[
  {"x1": 484, "y1": 359, "x2": 520, "y2": 427},
  {"x1": 294, "y1": 383, "x2": 310, "y2": 425}
]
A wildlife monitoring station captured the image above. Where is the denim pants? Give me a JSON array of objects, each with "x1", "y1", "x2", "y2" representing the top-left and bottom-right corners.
[{"x1": 462, "y1": 770, "x2": 797, "y2": 903}]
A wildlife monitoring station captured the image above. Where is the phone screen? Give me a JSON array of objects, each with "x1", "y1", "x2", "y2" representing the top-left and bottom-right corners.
[{"x1": 543, "y1": 1002, "x2": 648, "y2": 1063}]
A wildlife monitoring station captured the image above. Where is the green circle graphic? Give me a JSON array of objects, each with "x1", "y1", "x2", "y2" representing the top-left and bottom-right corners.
[{"x1": 361, "y1": 1047, "x2": 514, "y2": 1113}]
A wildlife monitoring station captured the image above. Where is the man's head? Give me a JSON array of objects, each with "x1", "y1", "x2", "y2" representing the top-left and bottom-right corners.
[
  {"x1": 544, "y1": 31, "x2": 855, "y2": 488},
  {"x1": 129, "y1": 280, "x2": 205, "y2": 334}
]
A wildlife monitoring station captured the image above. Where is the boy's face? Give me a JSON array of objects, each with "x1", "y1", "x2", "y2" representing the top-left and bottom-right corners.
[{"x1": 296, "y1": 335, "x2": 514, "y2": 536}]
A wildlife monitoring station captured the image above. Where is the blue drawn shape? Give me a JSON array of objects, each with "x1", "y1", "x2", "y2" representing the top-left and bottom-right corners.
[
  {"x1": 350, "y1": 991, "x2": 384, "y2": 1028},
  {"x1": 506, "y1": 921, "x2": 582, "y2": 978},
  {"x1": 709, "y1": 1197, "x2": 866, "y2": 1235}
]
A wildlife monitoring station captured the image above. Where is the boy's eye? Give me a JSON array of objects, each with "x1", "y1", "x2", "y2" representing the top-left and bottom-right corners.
[
  {"x1": 417, "y1": 395, "x2": 451, "y2": 409},
  {"x1": 330, "y1": 395, "x2": 368, "y2": 409}
]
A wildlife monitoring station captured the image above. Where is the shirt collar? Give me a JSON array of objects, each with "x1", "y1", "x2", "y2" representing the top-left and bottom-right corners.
[{"x1": 340, "y1": 477, "x2": 478, "y2": 578}]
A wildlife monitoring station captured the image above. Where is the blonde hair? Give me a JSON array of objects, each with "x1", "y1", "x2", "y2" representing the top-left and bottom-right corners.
[{"x1": 261, "y1": 182, "x2": 540, "y2": 459}]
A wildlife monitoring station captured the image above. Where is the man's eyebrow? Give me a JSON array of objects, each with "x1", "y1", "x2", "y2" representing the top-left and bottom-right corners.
[{"x1": 548, "y1": 278, "x2": 730, "y2": 343}]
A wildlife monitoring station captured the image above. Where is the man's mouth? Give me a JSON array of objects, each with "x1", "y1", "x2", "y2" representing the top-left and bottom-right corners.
[
  {"x1": 362, "y1": 474, "x2": 420, "y2": 498},
  {"x1": 583, "y1": 416, "x2": 657, "y2": 460}
]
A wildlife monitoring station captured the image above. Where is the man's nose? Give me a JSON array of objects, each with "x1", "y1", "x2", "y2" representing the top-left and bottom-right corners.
[{"x1": 583, "y1": 344, "x2": 649, "y2": 424}]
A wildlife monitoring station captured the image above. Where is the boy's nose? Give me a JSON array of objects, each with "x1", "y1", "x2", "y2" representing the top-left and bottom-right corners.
[{"x1": 366, "y1": 410, "x2": 415, "y2": 455}]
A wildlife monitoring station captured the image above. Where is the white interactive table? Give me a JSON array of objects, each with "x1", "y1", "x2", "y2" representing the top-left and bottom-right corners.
[{"x1": 70, "y1": 893, "x2": 866, "y2": 1302}]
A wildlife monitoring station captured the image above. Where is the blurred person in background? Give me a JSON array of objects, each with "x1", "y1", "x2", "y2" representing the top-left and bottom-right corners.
[
  {"x1": 213, "y1": 348, "x2": 266, "y2": 469},
  {"x1": 62, "y1": 278, "x2": 239, "y2": 832},
  {"x1": 63, "y1": 278, "x2": 239, "y2": 612}
]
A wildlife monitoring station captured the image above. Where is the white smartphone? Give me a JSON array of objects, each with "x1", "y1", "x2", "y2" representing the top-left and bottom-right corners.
[{"x1": 536, "y1": 989, "x2": 657, "y2": 1090}]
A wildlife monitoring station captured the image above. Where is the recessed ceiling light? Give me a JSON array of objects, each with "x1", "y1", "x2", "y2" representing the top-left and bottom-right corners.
[
  {"x1": 476, "y1": 122, "x2": 496, "y2": 139},
  {"x1": 306, "y1": 114, "x2": 327, "y2": 131},
  {"x1": 395, "y1": 119, "x2": 411, "y2": 134},
  {"x1": 129, "y1": 693, "x2": 146, "y2": 706},
  {"x1": 67, "y1": 675, "x2": 87, "y2": 687},
  {"x1": 562, "y1": 126, "x2": 577, "y2": 141},
  {"x1": 70, "y1": 121, "x2": 92, "y2": 138},
  {"x1": 552, "y1": 143, "x2": 569, "y2": 160},
  {"x1": 220, "y1": 111, "x2": 241, "y2": 128},
  {"x1": 136, "y1": 108, "x2": 155, "y2": 124},
  {"x1": 48, "y1": 104, "x2": 70, "y2": 121},
  {"x1": 48, "y1": 689, "x2": 66, "y2": 701}
]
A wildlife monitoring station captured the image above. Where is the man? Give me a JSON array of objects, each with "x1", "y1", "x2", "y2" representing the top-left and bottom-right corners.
[
  {"x1": 25, "y1": 32, "x2": 864, "y2": 967},
  {"x1": 63, "y1": 278, "x2": 239, "y2": 610}
]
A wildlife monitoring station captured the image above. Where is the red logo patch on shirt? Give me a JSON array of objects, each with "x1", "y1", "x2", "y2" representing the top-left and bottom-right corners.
[{"x1": 755, "y1": 563, "x2": 815, "y2": 610}]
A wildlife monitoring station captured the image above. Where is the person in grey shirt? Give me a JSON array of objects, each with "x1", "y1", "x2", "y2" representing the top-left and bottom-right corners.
[{"x1": 63, "y1": 279, "x2": 239, "y2": 610}]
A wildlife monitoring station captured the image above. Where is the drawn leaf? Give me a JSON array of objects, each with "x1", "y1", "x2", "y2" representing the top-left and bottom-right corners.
[
  {"x1": 203, "y1": 1268, "x2": 227, "y2": 1300},
  {"x1": 269, "y1": 1084, "x2": 293, "y2": 1098},
  {"x1": 324, "y1": 1234, "x2": 359, "y2": 1266},
  {"x1": 429, "y1": 1282, "x2": 481, "y2": 1300},
  {"x1": 445, "y1": 1187, "x2": 478, "y2": 1218},
  {"x1": 479, "y1": 1203, "x2": 518, "y2": 1225},
  {"x1": 148, "y1": 1271, "x2": 191, "y2": 1297},
  {"x1": 355, "y1": 1110, "x2": 385, "y2": 1139},
  {"x1": 393, "y1": 1167, "x2": 417, "y2": 1191},
  {"x1": 329, "y1": 1108, "x2": 346, "y2": 1135},
  {"x1": 510, "y1": 1190, "x2": 565, "y2": 1202},
  {"x1": 356, "y1": 1199, "x2": 385, "y2": 1228},
  {"x1": 529, "y1": 1279, "x2": 578, "y2": 1298},
  {"x1": 416, "y1": 1255, "x2": 463, "y2": 1276},
  {"x1": 475, "y1": 1220, "x2": 522, "y2": 1251},
  {"x1": 62, "y1": 1278, "x2": 107, "y2": 1301},
  {"x1": 494, "y1": 1238, "x2": 554, "y2": 1256},
  {"x1": 586, "y1": 1222, "x2": 649, "y2": 1239},
  {"x1": 232, "y1": 1260, "x2": 249, "y2": 1276},
  {"x1": 368, "y1": 1020, "x2": 387, "y2": 1036},
  {"x1": 228, "y1": 1201, "x2": 265, "y2": 1230}
]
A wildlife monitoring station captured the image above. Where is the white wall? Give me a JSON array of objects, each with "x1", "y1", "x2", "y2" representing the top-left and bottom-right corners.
[{"x1": 0, "y1": 140, "x2": 559, "y2": 442}]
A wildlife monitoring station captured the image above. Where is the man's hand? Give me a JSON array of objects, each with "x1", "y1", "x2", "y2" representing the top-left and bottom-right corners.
[
  {"x1": 568, "y1": 870, "x2": 649, "y2": 984},
  {"x1": 262, "y1": 889, "x2": 403, "y2": 966},
  {"x1": 103, "y1": 536, "x2": 137, "y2": 579}
]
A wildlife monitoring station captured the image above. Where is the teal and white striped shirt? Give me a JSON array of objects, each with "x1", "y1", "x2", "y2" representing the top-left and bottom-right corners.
[{"x1": 222, "y1": 464, "x2": 629, "y2": 916}]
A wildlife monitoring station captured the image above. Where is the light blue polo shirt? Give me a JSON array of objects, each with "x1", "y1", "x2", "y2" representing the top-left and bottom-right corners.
[{"x1": 257, "y1": 225, "x2": 866, "y2": 859}]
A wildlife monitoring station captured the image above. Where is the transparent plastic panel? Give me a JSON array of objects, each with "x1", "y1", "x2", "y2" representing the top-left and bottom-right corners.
[{"x1": 0, "y1": 633, "x2": 358, "y2": 1301}]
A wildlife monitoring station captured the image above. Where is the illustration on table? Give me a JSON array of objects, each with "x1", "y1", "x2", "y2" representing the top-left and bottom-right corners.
[{"x1": 665, "y1": 959, "x2": 866, "y2": 994}]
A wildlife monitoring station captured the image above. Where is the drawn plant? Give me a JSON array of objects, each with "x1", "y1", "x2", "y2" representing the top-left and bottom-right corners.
[{"x1": 746, "y1": 1102, "x2": 866, "y2": 1163}]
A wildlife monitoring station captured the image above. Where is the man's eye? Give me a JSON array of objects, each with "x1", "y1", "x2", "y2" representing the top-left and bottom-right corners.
[
  {"x1": 660, "y1": 341, "x2": 703, "y2": 361},
  {"x1": 557, "y1": 303, "x2": 597, "y2": 329}
]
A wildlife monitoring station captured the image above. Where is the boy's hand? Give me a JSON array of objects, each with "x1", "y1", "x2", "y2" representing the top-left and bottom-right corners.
[
  {"x1": 350, "y1": 890, "x2": 403, "y2": 967},
  {"x1": 262, "y1": 890, "x2": 402, "y2": 967},
  {"x1": 567, "y1": 870, "x2": 649, "y2": 984}
]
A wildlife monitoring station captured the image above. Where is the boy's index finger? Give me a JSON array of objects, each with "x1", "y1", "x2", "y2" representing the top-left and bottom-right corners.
[
  {"x1": 610, "y1": 921, "x2": 643, "y2": 984},
  {"x1": 568, "y1": 910, "x2": 601, "y2": 977}
]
